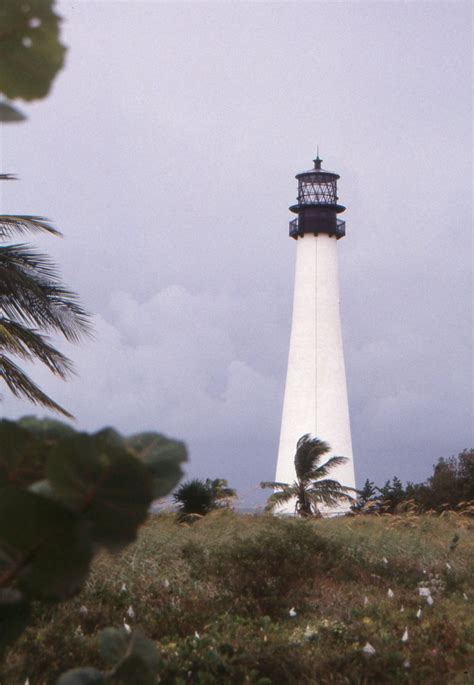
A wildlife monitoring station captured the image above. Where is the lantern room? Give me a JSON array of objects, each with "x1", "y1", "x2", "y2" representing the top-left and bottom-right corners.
[{"x1": 289, "y1": 155, "x2": 346, "y2": 240}]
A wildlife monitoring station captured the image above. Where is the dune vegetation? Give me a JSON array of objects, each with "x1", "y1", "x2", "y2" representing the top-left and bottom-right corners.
[{"x1": 3, "y1": 509, "x2": 473, "y2": 684}]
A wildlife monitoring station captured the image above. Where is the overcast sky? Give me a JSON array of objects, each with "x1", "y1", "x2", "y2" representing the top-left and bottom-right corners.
[{"x1": 1, "y1": 0, "x2": 472, "y2": 505}]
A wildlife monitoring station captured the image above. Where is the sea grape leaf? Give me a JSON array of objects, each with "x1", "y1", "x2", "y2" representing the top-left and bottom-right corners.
[
  {"x1": 98, "y1": 627, "x2": 129, "y2": 666},
  {"x1": 0, "y1": 101, "x2": 26, "y2": 122},
  {"x1": 93, "y1": 427, "x2": 125, "y2": 450},
  {"x1": 0, "y1": 420, "x2": 45, "y2": 487},
  {"x1": 109, "y1": 655, "x2": 155, "y2": 685},
  {"x1": 0, "y1": 0, "x2": 66, "y2": 101},
  {"x1": 18, "y1": 415, "x2": 76, "y2": 441},
  {"x1": 56, "y1": 668, "x2": 105, "y2": 685},
  {"x1": 0, "y1": 592, "x2": 30, "y2": 656},
  {"x1": 0, "y1": 487, "x2": 93, "y2": 600},
  {"x1": 99, "y1": 628, "x2": 159, "y2": 672},
  {"x1": 47, "y1": 434, "x2": 154, "y2": 551},
  {"x1": 125, "y1": 632, "x2": 160, "y2": 672},
  {"x1": 127, "y1": 432, "x2": 187, "y2": 498}
]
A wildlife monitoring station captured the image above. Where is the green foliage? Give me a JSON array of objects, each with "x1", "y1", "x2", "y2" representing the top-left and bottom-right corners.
[
  {"x1": 18, "y1": 414, "x2": 76, "y2": 440},
  {"x1": 56, "y1": 628, "x2": 159, "y2": 684},
  {"x1": 0, "y1": 417, "x2": 187, "y2": 662},
  {"x1": 371, "y1": 450, "x2": 474, "y2": 514},
  {"x1": 0, "y1": 487, "x2": 92, "y2": 600},
  {"x1": 57, "y1": 668, "x2": 105, "y2": 685},
  {"x1": 351, "y1": 478, "x2": 380, "y2": 513},
  {"x1": 47, "y1": 434, "x2": 153, "y2": 551},
  {"x1": 4, "y1": 512, "x2": 473, "y2": 684},
  {"x1": 173, "y1": 477, "x2": 236, "y2": 521},
  {"x1": 0, "y1": 0, "x2": 66, "y2": 104},
  {"x1": 127, "y1": 432, "x2": 187, "y2": 499},
  {"x1": 0, "y1": 208, "x2": 92, "y2": 417},
  {"x1": 261, "y1": 434, "x2": 354, "y2": 516},
  {"x1": 183, "y1": 519, "x2": 334, "y2": 616}
]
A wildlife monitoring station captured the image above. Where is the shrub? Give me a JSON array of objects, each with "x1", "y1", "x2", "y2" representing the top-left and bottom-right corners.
[{"x1": 183, "y1": 518, "x2": 335, "y2": 616}]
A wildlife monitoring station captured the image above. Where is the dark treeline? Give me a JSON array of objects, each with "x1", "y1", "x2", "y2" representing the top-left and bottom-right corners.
[{"x1": 354, "y1": 449, "x2": 474, "y2": 513}]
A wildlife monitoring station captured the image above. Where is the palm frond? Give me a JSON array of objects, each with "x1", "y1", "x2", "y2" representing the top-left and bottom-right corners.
[
  {"x1": 308, "y1": 455, "x2": 349, "y2": 480},
  {"x1": 260, "y1": 481, "x2": 291, "y2": 490},
  {"x1": 294, "y1": 434, "x2": 331, "y2": 480},
  {"x1": 264, "y1": 488, "x2": 296, "y2": 512},
  {"x1": 0, "y1": 245, "x2": 92, "y2": 341},
  {"x1": 306, "y1": 479, "x2": 355, "y2": 507},
  {"x1": 0, "y1": 354, "x2": 72, "y2": 418},
  {"x1": 0, "y1": 318, "x2": 74, "y2": 378},
  {"x1": 0, "y1": 215, "x2": 61, "y2": 239}
]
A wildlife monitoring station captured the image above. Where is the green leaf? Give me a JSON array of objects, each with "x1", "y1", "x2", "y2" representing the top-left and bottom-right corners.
[
  {"x1": 0, "y1": 592, "x2": 30, "y2": 656},
  {"x1": 0, "y1": 487, "x2": 93, "y2": 600},
  {"x1": 109, "y1": 655, "x2": 155, "y2": 685},
  {"x1": 94, "y1": 427, "x2": 125, "y2": 450},
  {"x1": 0, "y1": 0, "x2": 66, "y2": 101},
  {"x1": 127, "y1": 432, "x2": 187, "y2": 498},
  {"x1": 56, "y1": 668, "x2": 105, "y2": 685},
  {"x1": 0, "y1": 419, "x2": 45, "y2": 487},
  {"x1": 18, "y1": 415, "x2": 76, "y2": 440},
  {"x1": 0, "y1": 100, "x2": 26, "y2": 122},
  {"x1": 47, "y1": 434, "x2": 153, "y2": 551},
  {"x1": 98, "y1": 627, "x2": 129, "y2": 667},
  {"x1": 98, "y1": 628, "x2": 159, "y2": 673}
]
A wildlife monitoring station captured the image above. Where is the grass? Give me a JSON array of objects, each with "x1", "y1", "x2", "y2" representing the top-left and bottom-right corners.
[{"x1": 3, "y1": 510, "x2": 474, "y2": 684}]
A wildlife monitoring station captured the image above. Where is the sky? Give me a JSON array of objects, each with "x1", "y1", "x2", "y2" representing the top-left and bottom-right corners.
[{"x1": 0, "y1": 0, "x2": 472, "y2": 506}]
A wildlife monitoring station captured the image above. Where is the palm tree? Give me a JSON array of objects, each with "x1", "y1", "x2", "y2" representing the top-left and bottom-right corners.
[
  {"x1": 0, "y1": 206, "x2": 91, "y2": 417},
  {"x1": 173, "y1": 478, "x2": 236, "y2": 521},
  {"x1": 261, "y1": 434, "x2": 354, "y2": 517}
]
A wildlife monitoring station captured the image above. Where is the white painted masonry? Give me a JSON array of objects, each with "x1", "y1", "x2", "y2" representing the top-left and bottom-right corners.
[{"x1": 275, "y1": 232, "x2": 356, "y2": 512}]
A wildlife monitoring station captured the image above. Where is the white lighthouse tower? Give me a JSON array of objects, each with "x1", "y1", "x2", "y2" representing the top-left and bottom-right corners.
[{"x1": 275, "y1": 154, "x2": 356, "y2": 512}]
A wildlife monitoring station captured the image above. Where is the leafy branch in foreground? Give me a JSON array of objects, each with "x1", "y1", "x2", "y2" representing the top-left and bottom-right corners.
[
  {"x1": 261, "y1": 434, "x2": 355, "y2": 517},
  {"x1": 0, "y1": 416, "x2": 187, "y2": 676},
  {"x1": 0, "y1": 0, "x2": 66, "y2": 121}
]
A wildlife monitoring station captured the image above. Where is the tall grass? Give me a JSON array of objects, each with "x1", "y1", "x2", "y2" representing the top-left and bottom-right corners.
[{"x1": 3, "y1": 511, "x2": 473, "y2": 684}]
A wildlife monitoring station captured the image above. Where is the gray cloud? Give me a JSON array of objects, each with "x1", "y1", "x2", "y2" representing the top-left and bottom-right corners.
[{"x1": 1, "y1": 1, "x2": 471, "y2": 503}]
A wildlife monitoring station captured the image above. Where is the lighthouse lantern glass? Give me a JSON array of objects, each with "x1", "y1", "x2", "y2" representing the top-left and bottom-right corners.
[{"x1": 297, "y1": 177, "x2": 338, "y2": 205}]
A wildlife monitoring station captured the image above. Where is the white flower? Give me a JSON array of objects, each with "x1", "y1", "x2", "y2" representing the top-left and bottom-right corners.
[
  {"x1": 25, "y1": 679, "x2": 30, "y2": 685},
  {"x1": 363, "y1": 596, "x2": 369, "y2": 606},
  {"x1": 446, "y1": 562, "x2": 452, "y2": 570},
  {"x1": 403, "y1": 658, "x2": 410, "y2": 669},
  {"x1": 401, "y1": 627, "x2": 409, "y2": 643},
  {"x1": 387, "y1": 588, "x2": 395, "y2": 598},
  {"x1": 419, "y1": 587, "x2": 431, "y2": 597},
  {"x1": 123, "y1": 622, "x2": 131, "y2": 634},
  {"x1": 463, "y1": 592, "x2": 469, "y2": 601},
  {"x1": 400, "y1": 605, "x2": 404, "y2": 612},
  {"x1": 74, "y1": 625, "x2": 84, "y2": 639},
  {"x1": 382, "y1": 557, "x2": 388, "y2": 564},
  {"x1": 120, "y1": 583, "x2": 127, "y2": 593},
  {"x1": 416, "y1": 608, "x2": 422, "y2": 619},
  {"x1": 163, "y1": 578, "x2": 170, "y2": 588},
  {"x1": 194, "y1": 631, "x2": 200, "y2": 639},
  {"x1": 126, "y1": 605, "x2": 135, "y2": 619},
  {"x1": 426, "y1": 595, "x2": 434, "y2": 606},
  {"x1": 362, "y1": 642, "x2": 376, "y2": 655},
  {"x1": 79, "y1": 605, "x2": 88, "y2": 614},
  {"x1": 289, "y1": 607, "x2": 297, "y2": 617}
]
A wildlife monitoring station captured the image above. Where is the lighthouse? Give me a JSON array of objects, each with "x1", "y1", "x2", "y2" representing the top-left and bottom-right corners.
[{"x1": 275, "y1": 154, "x2": 356, "y2": 512}]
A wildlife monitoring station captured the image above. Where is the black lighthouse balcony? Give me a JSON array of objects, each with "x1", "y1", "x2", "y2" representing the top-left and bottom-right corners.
[{"x1": 288, "y1": 155, "x2": 346, "y2": 240}]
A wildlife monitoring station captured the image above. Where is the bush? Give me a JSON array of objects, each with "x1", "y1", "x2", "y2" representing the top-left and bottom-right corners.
[{"x1": 183, "y1": 518, "x2": 335, "y2": 616}]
